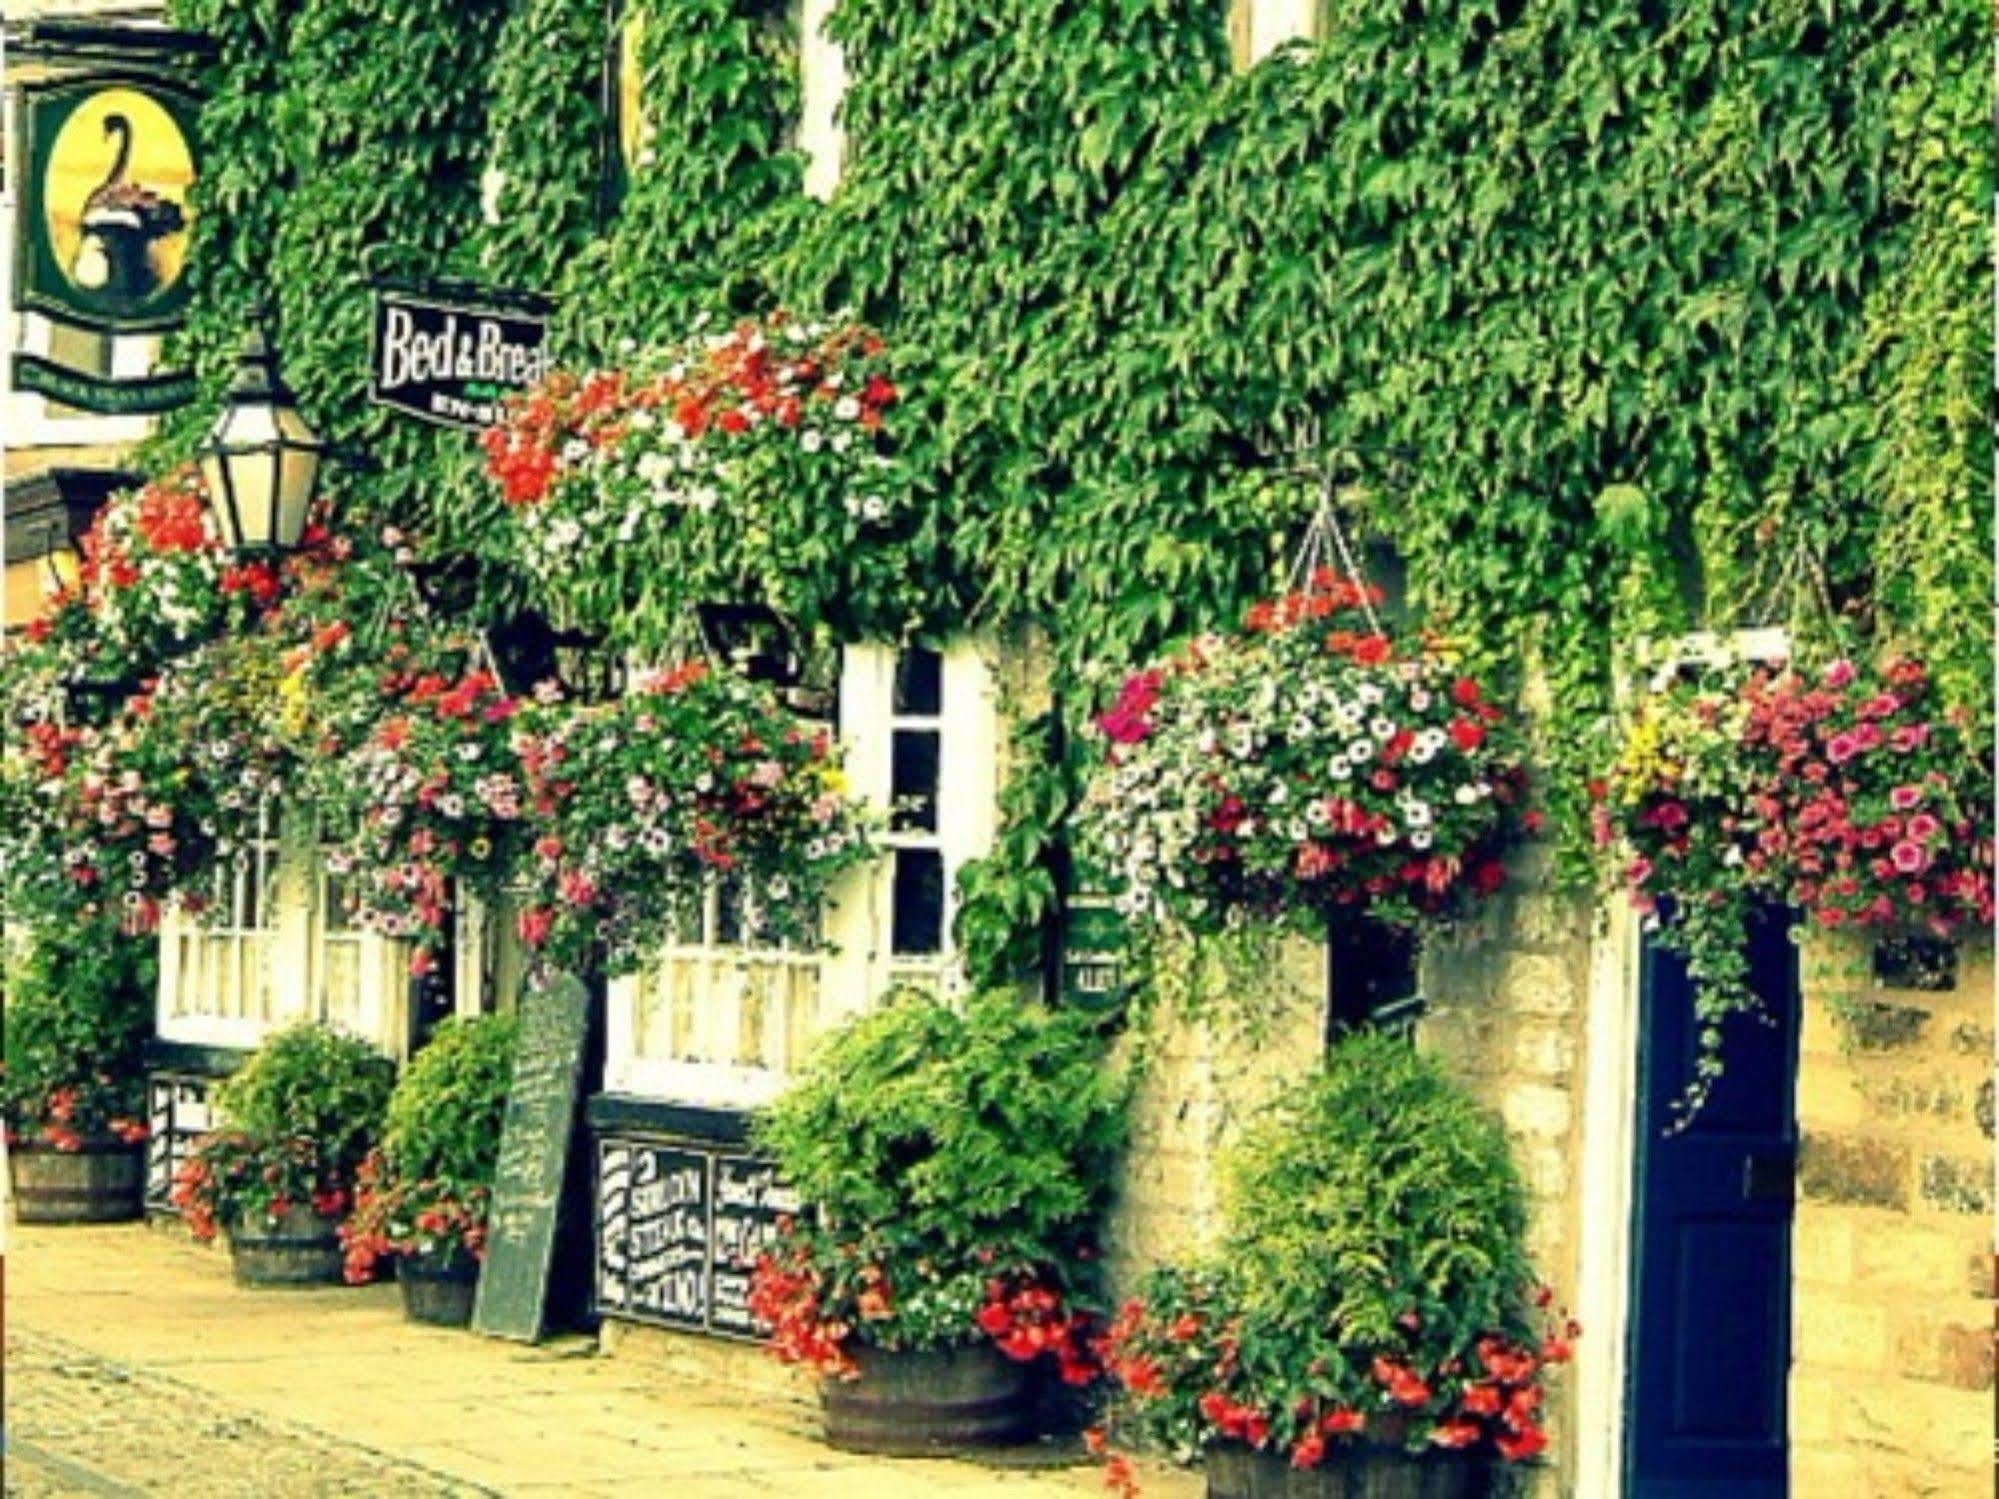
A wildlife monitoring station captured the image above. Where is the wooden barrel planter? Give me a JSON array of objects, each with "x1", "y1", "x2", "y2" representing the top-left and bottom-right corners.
[
  {"x1": 7, "y1": 1137, "x2": 144, "y2": 1224},
  {"x1": 822, "y1": 1342, "x2": 1036, "y2": 1455},
  {"x1": 1206, "y1": 1437, "x2": 1495, "y2": 1499},
  {"x1": 226, "y1": 1203, "x2": 345, "y2": 1287},
  {"x1": 398, "y1": 1253, "x2": 480, "y2": 1328}
]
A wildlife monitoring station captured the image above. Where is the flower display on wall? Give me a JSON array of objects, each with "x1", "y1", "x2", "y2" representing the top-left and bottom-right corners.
[
  {"x1": 31, "y1": 469, "x2": 269, "y2": 684},
  {"x1": 482, "y1": 314, "x2": 930, "y2": 643},
  {"x1": 1085, "y1": 573, "x2": 1532, "y2": 936},
  {"x1": 1601, "y1": 653, "x2": 1994, "y2": 1110},
  {"x1": 508, "y1": 660, "x2": 875, "y2": 975},
  {"x1": 316, "y1": 659, "x2": 533, "y2": 972}
]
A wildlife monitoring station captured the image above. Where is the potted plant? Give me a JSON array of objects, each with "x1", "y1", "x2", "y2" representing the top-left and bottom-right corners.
[
  {"x1": 340, "y1": 1013, "x2": 518, "y2": 1326},
  {"x1": 1085, "y1": 573, "x2": 1532, "y2": 938},
  {"x1": 1100, "y1": 1030, "x2": 1574, "y2": 1498},
  {"x1": 1, "y1": 927, "x2": 153, "y2": 1222},
  {"x1": 171, "y1": 1023, "x2": 394, "y2": 1286},
  {"x1": 749, "y1": 987, "x2": 1128, "y2": 1454},
  {"x1": 1601, "y1": 653, "x2": 1993, "y2": 1114}
]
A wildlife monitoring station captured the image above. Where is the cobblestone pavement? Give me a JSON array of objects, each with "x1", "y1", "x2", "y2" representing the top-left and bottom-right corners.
[
  {"x1": 5, "y1": 1326, "x2": 484, "y2": 1498},
  {"x1": 2, "y1": 1224, "x2": 1199, "y2": 1499}
]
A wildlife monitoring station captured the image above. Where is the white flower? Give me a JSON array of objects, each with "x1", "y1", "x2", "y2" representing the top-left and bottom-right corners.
[
  {"x1": 1347, "y1": 738, "x2": 1374, "y2": 763},
  {"x1": 831, "y1": 431, "x2": 852, "y2": 454},
  {"x1": 800, "y1": 430, "x2": 825, "y2": 454},
  {"x1": 1289, "y1": 716, "x2": 1314, "y2": 739},
  {"x1": 1454, "y1": 784, "x2": 1479, "y2": 806},
  {"x1": 862, "y1": 495, "x2": 887, "y2": 521},
  {"x1": 1411, "y1": 829, "x2": 1433, "y2": 849},
  {"x1": 1409, "y1": 689, "x2": 1432, "y2": 711},
  {"x1": 1404, "y1": 801, "x2": 1433, "y2": 828},
  {"x1": 834, "y1": 395, "x2": 861, "y2": 421},
  {"x1": 1357, "y1": 683, "x2": 1385, "y2": 706},
  {"x1": 1328, "y1": 758, "x2": 1354, "y2": 780},
  {"x1": 1372, "y1": 716, "x2": 1396, "y2": 740}
]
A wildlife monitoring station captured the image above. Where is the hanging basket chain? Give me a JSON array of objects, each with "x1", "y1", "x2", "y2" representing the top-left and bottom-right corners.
[{"x1": 1284, "y1": 418, "x2": 1385, "y2": 638}]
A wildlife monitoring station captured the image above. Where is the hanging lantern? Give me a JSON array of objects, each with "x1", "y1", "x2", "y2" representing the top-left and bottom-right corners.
[{"x1": 196, "y1": 327, "x2": 328, "y2": 555}]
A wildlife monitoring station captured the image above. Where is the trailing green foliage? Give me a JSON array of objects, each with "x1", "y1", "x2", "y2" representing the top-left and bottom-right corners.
[
  {"x1": 150, "y1": 0, "x2": 1988, "y2": 987},
  {"x1": 555, "y1": 0, "x2": 803, "y2": 357}
]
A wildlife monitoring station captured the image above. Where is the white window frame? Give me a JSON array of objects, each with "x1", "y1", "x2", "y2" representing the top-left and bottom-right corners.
[
  {"x1": 603, "y1": 639, "x2": 1003, "y2": 1109},
  {"x1": 156, "y1": 814, "x2": 410, "y2": 1057}
]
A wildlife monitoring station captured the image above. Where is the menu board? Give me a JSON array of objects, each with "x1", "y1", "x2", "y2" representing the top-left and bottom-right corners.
[
  {"x1": 145, "y1": 1075, "x2": 215, "y2": 1209},
  {"x1": 595, "y1": 1136, "x2": 800, "y2": 1340},
  {"x1": 472, "y1": 973, "x2": 591, "y2": 1342}
]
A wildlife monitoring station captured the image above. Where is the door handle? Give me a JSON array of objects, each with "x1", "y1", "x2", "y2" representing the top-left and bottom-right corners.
[{"x1": 1742, "y1": 1152, "x2": 1796, "y2": 1203}]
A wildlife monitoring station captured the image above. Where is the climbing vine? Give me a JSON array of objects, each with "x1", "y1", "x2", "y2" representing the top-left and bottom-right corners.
[{"x1": 142, "y1": 0, "x2": 1989, "y2": 989}]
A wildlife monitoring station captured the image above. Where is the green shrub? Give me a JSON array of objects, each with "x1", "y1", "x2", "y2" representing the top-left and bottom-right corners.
[
  {"x1": 342, "y1": 1014, "x2": 519, "y2": 1280},
  {"x1": 750, "y1": 987, "x2": 1127, "y2": 1375},
  {"x1": 173, "y1": 1023, "x2": 394, "y2": 1239},
  {"x1": 0, "y1": 927, "x2": 154, "y2": 1148},
  {"x1": 1105, "y1": 1031, "x2": 1566, "y2": 1469}
]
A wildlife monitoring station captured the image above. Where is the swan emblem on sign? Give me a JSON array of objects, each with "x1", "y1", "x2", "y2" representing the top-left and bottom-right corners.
[{"x1": 69, "y1": 112, "x2": 187, "y2": 298}]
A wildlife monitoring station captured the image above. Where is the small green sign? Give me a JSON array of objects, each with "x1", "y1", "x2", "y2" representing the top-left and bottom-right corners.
[
  {"x1": 1062, "y1": 895, "x2": 1129, "y2": 1011},
  {"x1": 16, "y1": 72, "x2": 200, "y2": 332},
  {"x1": 12, "y1": 353, "x2": 195, "y2": 415}
]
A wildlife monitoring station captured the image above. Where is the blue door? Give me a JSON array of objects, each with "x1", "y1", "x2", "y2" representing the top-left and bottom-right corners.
[{"x1": 1626, "y1": 905, "x2": 1799, "y2": 1496}]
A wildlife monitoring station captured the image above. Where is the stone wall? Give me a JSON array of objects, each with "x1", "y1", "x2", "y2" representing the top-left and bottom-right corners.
[
  {"x1": 1789, "y1": 935, "x2": 1994, "y2": 1497},
  {"x1": 1103, "y1": 936, "x2": 1326, "y2": 1295},
  {"x1": 1417, "y1": 846, "x2": 1595, "y2": 1496}
]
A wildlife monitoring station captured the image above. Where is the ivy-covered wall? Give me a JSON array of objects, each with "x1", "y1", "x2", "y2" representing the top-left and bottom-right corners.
[{"x1": 155, "y1": 0, "x2": 1990, "y2": 935}]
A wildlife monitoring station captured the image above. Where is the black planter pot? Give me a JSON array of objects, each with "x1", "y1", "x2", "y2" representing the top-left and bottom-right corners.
[
  {"x1": 226, "y1": 1203, "x2": 345, "y2": 1287},
  {"x1": 8, "y1": 1137, "x2": 144, "y2": 1224},
  {"x1": 822, "y1": 1342, "x2": 1037, "y2": 1456},
  {"x1": 1206, "y1": 1437, "x2": 1495, "y2": 1499},
  {"x1": 398, "y1": 1253, "x2": 480, "y2": 1328}
]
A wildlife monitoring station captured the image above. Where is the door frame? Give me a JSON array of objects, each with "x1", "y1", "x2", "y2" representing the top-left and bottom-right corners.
[
  {"x1": 1571, "y1": 626, "x2": 1795, "y2": 1497},
  {"x1": 1573, "y1": 896, "x2": 1645, "y2": 1499}
]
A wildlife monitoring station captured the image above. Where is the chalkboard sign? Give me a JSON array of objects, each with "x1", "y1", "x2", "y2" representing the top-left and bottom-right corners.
[
  {"x1": 473, "y1": 973, "x2": 591, "y2": 1342},
  {"x1": 595, "y1": 1136, "x2": 800, "y2": 1339}
]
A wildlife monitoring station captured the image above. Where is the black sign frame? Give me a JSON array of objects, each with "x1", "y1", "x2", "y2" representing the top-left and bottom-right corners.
[
  {"x1": 593, "y1": 1133, "x2": 799, "y2": 1342},
  {"x1": 368, "y1": 279, "x2": 555, "y2": 432},
  {"x1": 14, "y1": 70, "x2": 202, "y2": 333}
]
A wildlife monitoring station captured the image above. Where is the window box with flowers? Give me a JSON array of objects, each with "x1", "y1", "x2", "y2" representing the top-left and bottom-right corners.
[
  {"x1": 1097, "y1": 1030, "x2": 1575, "y2": 1499},
  {"x1": 747, "y1": 987, "x2": 1128, "y2": 1454},
  {"x1": 1599, "y1": 652, "x2": 1994, "y2": 1115}
]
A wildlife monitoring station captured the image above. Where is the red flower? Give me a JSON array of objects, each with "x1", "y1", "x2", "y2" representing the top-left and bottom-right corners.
[
  {"x1": 1431, "y1": 1418, "x2": 1483, "y2": 1450},
  {"x1": 1449, "y1": 718, "x2": 1486, "y2": 751},
  {"x1": 1495, "y1": 1422, "x2": 1547, "y2": 1461}
]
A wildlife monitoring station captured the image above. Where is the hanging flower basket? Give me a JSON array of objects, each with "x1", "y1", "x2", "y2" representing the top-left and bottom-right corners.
[
  {"x1": 482, "y1": 313, "x2": 932, "y2": 644},
  {"x1": 1084, "y1": 572, "x2": 1531, "y2": 937},
  {"x1": 1600, "y1": 653, "x2": 1994, "y2": 1111},
  {"x1": 508, "y1": 659, "x2": 876, "y2": 975}
]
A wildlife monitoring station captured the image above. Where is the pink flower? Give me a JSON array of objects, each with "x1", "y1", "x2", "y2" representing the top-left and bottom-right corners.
[
  {"x1": 1823, "y1": 659, "x2": 1856, "y2": 688},
  {"x1": 1907, "y1": 813, "x2": 1941, "y2": 842},
  {"x1": 1889, "y1": 841, "x2": 1929, "y2": 875},
  {"x1": 516, "y1": 905, "x2": 554, "y2": 945},
  {"x1": 1825, "y1": 733, "x2": 1859, "y2": 764},
  {"x1": 1890, "y1": 723, "x2": 1932, "y2": 752},
  {"x1": 1890, "y1": 785, "x2": 1922, "y2": 810}
]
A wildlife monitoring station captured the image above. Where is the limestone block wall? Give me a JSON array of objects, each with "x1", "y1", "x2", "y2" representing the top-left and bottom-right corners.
[
  {"x1": 1417, "y1": 846, "x2": 1595, "y2": 1495},
  {"x1": 1103, "y1": 937, "x2": 1326, "y2": 1293},
  {"x1": 1788, "y1": 936, "x2": 1994, "y2": 1497}
]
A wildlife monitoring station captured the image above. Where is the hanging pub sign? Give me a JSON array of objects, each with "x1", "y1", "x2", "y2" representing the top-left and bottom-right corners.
[
  {"x1": 369, "y1": 280, "x2": 554, "y2": 432},
  {"x1": 14, "y1": 71, "x2": 201, "y2": 332}
]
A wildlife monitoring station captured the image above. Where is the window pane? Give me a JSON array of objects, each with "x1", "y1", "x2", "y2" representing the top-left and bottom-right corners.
[
  {"x1": 891, "y1": 849, "x2": 945, "y2": 956},
  {"x1": 894, "y1": 647, "x2": 942, "y2": 716},
  {"x1": 891, "y1": 729, "x2": 941, "y2": 833}
]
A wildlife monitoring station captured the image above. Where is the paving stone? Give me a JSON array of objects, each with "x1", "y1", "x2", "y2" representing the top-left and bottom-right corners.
[{"x1": 3, "y1": 1224, "x2": 1200, "y2": 1498}]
